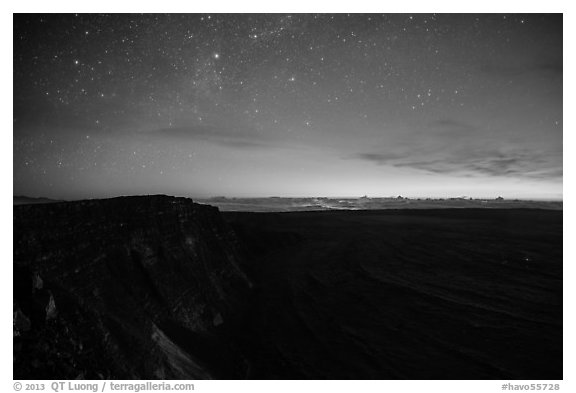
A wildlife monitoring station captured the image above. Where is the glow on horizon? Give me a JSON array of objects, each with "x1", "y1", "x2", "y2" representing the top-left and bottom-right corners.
[{"x1": 14, "y1": 15, "x2": 562, "y2": 201}]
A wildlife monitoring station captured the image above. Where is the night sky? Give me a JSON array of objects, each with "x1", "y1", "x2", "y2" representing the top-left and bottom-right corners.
[{"x1": 13, "y1": 14, "x2": 562, "y2": 200}]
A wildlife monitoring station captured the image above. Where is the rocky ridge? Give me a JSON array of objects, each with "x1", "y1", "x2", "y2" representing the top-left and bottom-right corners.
[{"x1": 13, "y1": 195, "x2": 252, "y2": 379}]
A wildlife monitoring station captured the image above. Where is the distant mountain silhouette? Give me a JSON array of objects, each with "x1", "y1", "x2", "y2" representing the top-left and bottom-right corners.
[{"x1": 13, "y1": 196, "x2": 62, "y2": 205}]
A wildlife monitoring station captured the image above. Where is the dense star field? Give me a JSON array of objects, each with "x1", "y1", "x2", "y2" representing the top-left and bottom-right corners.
[{"x1": 14, "y1": 14, "x2": 562, "y2": 200}]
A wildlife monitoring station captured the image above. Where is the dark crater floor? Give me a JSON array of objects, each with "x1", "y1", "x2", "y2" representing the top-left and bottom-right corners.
[{"x1": 225, "y1": 208, "x2": 562, "y2": 379}]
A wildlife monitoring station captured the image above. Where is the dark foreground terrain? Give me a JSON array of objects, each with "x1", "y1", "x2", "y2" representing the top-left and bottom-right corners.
[
  {"x1": 14, "y1": 196, "x2": 562, "y2": 379},
  {"x1": 226, "y1": 208, "x2": 562, "y2": 379}
]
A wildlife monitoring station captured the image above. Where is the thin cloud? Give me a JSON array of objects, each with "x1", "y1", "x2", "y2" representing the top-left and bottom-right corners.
[
  {"x1": 148, "y1": 125, "x2": 269, "y2": 148},
  {"x1": 352, "y1": 152, "x2": 403, "y2": 164},
  {"x1": 352, "y1": 148, "x2": 562, "y2": 180}
]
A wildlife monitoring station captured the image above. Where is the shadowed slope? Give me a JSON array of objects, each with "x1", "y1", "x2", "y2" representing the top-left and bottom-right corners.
[
  {"x1": 14, "y1": 195, "x2": 251, "y2": 379},
  {"x1": 225, "y1": 209, "x2": 562, "y2": 379}
]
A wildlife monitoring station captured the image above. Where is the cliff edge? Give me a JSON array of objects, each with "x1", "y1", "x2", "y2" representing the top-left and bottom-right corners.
[{"x1": 13, "y1": 195, "x2": 252, "y2": 379}]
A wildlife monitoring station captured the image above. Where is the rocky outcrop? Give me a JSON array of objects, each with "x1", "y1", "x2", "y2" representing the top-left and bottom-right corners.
[{"x1": 13, "y1": 195, "x2": 252, "y2": 379}]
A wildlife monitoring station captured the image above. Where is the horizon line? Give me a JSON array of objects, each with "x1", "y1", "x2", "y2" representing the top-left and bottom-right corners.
[{"x1": 13, "y1": 194, "x2": 564, "y2": 203}]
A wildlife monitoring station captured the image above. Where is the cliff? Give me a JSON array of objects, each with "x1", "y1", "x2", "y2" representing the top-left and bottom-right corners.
[
  {"x1": 13, "y1": 195, "x2": 252, "y2": 379},
  {"x1": 13, "y1": 197, "x2": 562, "y2": 379}
]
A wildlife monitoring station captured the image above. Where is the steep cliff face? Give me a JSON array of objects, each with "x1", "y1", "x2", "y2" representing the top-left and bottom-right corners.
[{"x1": 13, "y1": 195, "x2": 252, "y2": 380}]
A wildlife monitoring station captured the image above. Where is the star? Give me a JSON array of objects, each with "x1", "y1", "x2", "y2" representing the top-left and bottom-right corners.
[{"x1": 12, "y1": 14, "x2": 562, "y2": 200}]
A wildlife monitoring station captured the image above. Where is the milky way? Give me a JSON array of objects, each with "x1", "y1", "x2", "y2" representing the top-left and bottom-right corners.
[{"x1": 13, "y1": 14, "x2": 562, "y2": 199}]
